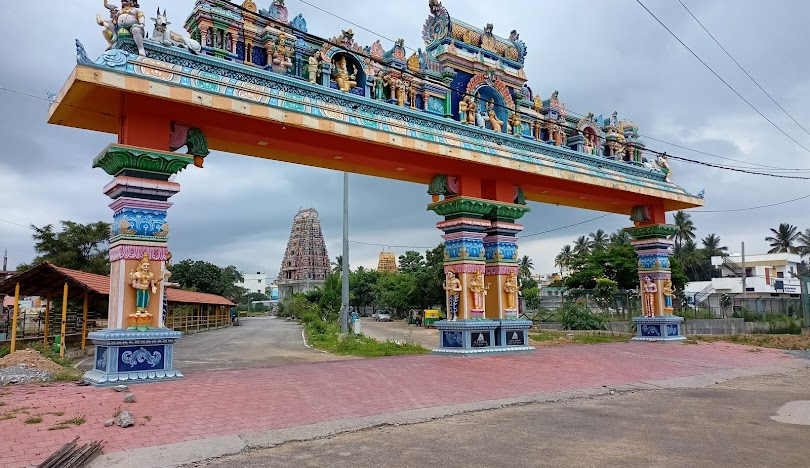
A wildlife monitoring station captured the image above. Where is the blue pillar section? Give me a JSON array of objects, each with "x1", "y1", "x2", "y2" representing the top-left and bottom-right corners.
[{"x1": 82, "y1": 329, "x2": 182, "y2": 386}]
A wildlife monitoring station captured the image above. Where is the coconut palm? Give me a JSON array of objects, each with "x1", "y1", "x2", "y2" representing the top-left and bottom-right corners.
[
  {"x1": 518, "y1": 255, "x2": 534, "y2": 282},
  {"x1": 573, "y1": 235, "x2": 591, "y2": 256},
  {"x1": 680, "y1": 238, "x2": 703, "y2": 281},
  {"x1": 701, "y1": 233, "x2": 728, "y2": 258},
  {"x1": 671, "y1": 211, "x2": 696, "y2": 248},
  {"x1": 765, "y1": 223, "x2": 801, "y2": 254},
  {"x1": 331, "y1": 255, "x2": 344, "y2": 274},
  {"x1": 554, "y1": 245, "x2": 573, "y2": 276},
  {"x1": 609, "y1": 229, "x2": 632, "y2": 247},
  {"x1": 797, "y1": 228, "x2": 810, "y2": 256},
  {"x1": 589, "y1": 229, "x2": 609, "y2": 252}
]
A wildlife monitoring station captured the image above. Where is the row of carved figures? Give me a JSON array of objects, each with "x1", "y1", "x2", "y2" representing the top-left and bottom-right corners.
[{"x1": 443, "y1": 270, "x2": 519, "y2": 321}]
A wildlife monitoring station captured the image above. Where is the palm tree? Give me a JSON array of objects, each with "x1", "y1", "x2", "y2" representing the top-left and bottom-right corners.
[
  {"x1": 331, "y1": 255, "x2": 344, "y2": 274},
  {"x1": 681, "y1": 238, "x2": 703, "y2": 281},
  {"x1": 797, "y1": 228, "x2": 810, "y2": 256},
  {"x1": 589, "y1": 229, "x2": 608, "y2": 253},
  {"x1": 765, "y1": 223, "x2": 801, "y2": 253},
  {"x1": 573, "y1": 235, "x2": 591, "y2": 256},
  {"x1": 609, "y1": 229, "x2": 632, "y2": 247},
  {"x1": 701, "y1": 234, "x2": 728, "y2": 258},
  {"x1": 518, "y1": 255, "x2": 534, "y2": 282},
  {"x1": 554, "y1": 245, "x2": 573, "y2": 276},
  {"x1": 671, "y1": 211, "x2": 696, "y2": 249}
]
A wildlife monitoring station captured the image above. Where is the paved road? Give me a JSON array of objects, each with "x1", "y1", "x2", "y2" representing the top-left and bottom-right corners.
[
  {"x1": 77, "y1": 317, "x2": 348, "y2": 373},
  {"x1": 196, "y1": 368, "x2": 810, "y2": 468},
  {"x1": 358, "y1": 318, "x2": 438, "y2": 350}
]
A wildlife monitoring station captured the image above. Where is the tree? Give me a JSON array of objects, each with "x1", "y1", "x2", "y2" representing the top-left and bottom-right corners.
[
  {"x1": 169, "y1": 260, "x2": 245, "y2": 300},
  {"x1": 415, "y1": 244, "x2": 446, "y2": 310},
  {"x1": 350, "y1": 267, "x2": 380, "y2": 311},
  {"x1": 565, "y1": 244, "x2": 639, "y2": 290},
  {"x1": 593, "y1": 278, "x2": 618, "y2": 313},
  {"x1": 318, "y1": 272, "x2": 342, "y2": 322},
  {"x1": 398, "y1": 251, "x2": 426, "y2": 274},
  {"x1": 523, "y1": 286, "x2": 542, "y2": 310},
  {"x1": 766, "y1": 223, "x2": 801, "y2": 253},
  {"x1": 609, "y1": 229, "x2": 632, "y2": 247},
  {"x1": 374, "y1": 272, "x2": 417, "y2": 315},
  {"x1": 798, "y1": 229, "x2": 810, "y2": 256},
  {"x1": 671, "y1": 211, "x2": 696, "y2": 249},
  {"x1": 589, "y1": 229, "x2": 608, "y2": 253},
  {"x1": 518, "y1": 255, "x2": 534, "y2": 283},
  {"x1": 554, "y1": 245, "x2": 573, "y2": 276},
  {"x1": 18, "y1": 221, "x2": 112, "y2": 275},
  {"x1": 331, "y1": 255, "x2": 344, "y2": 274},
  {"x1": 701, "y1": 233, "x2": 728, "y2": 258},
  {"x1": 573, "y1": 235, "x2": 591, "y2": 257}
]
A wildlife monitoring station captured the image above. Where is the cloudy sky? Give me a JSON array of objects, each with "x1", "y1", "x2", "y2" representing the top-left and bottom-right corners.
[{"x1": 2, "y1": 0, "x2": 810, "y2": 280}]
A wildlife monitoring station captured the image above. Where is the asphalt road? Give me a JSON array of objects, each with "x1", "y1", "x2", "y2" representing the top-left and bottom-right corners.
[
  {"x1": 79, "y1": 317, "x2": 349, "y2": 373},
  {"x1": 196, "y1": 367, "x2": 810, "y2": 468},
  {"x1": 358, "y1": 318, "x2": 438, "y2": 350}
]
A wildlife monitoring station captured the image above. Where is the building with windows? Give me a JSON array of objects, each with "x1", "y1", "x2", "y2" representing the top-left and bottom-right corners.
[
  {"x1": 685, "y1": 252, "x2": 803, "y2": 315},
  {"x1": 237, "y1": 272, "x2": 272, "y2": 295}
]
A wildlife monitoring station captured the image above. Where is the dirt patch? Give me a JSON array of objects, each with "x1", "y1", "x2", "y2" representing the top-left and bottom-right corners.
[
  {"x1": 0, "y1": 349, "x2": 64, "y2": 375},
  {"x1": 693, "y1": 334, "x2": 810, "y2": 350}
]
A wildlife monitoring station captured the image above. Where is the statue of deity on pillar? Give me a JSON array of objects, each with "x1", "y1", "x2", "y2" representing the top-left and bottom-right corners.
[
  {"x1": 642, "y1": 275, "x2": 657, "y2": 317},
  {"x1": 129, "y1": 252, "x2": 163, "y2": 331},
  {"x1": 503, "y1": 271, "x2": 519, "y2": 319},
  {"x1": 469, "y1": 269, "x2": 489, "y2": 319},
  {"x1": 444, "y1": 270, "x2": 462, "y2": 321}
]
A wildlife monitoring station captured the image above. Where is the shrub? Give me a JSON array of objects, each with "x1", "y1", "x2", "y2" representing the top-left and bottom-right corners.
[
  {"x1": 0, "y1": 345, "x2": 9, "y2": 359},
  {"x1": 559, "y1": 303, "x2": 604, "y2": 331},
  {"x1": 752, "y1": 322, "x2": 802, "y2": 335}
]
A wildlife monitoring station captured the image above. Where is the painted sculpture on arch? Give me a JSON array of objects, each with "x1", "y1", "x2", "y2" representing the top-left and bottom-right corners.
[
  {"x1": 662, "y1": 279, "x2": 674, "y2": 312},
  {"x1": 503, "y1": 271, "x2": 519, "y2": 319},
  {"x1": 467, "y1": 97, "x2": 478, "y2": 124},
  {"x1": 656, "y1": 152, "x2": 672, "y2": 182},
  {"x1": 97, "y1": 1, "x2": 120, "y2": 49},
  {"x1": 129, "y1": 252, "x2": 163, "y2": 331},
  {"x1": 372, "y1": 71, "x2": 388, "y2": 100},
  {"x1": 642, "y1": 275, "x2": 657, "y2": 317},
  {"x1": 271, "y1": 33, "x2": 294, "y2": 74},
  {"x1": 487, "y1": 100, "x2": 503, "y2": 132},
  {"x1": 444, "y1": 270, "x2": 462, "y2": 321},
  {"x1": 307, "y1": 53, "x2": 320, "y2": 83},
  {"x1": 151, "y1": 9, "x2": 202, "y2": 54},
  {"x1": 332, "y1": 56, "x2": 357, "y2": 92},
  {"x1": 469, "y1": 269, "x2": 489, "y2": 319},
  {"x1": 458, "y1": 95, "x2": 469, "y2": 123},
  {"x1": 100, "y1": 0, "x2": 147, "y2": 56}
]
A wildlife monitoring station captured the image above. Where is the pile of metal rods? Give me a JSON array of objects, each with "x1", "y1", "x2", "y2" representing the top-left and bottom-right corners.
[{"x1": 36, "y1": 437, "x2": 103, "y2": 468}]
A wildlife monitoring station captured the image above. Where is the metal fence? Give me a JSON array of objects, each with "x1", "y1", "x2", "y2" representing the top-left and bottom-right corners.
[
  {"x1": 530, "y1": 289, "x2": 641, "y2": 320},
  {"x1": 682, "y1": 293, "x2": 803, "y2": 320}
]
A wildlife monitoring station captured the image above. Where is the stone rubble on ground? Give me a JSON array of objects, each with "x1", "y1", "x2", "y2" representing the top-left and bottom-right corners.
[
  {"x1": 117, "y1": 410, "x2": 135, "y2": 428},
  {"x1": 124, "y1": 393, "x2": 136, "y2": 403},
  {"x1": 104, "y1": 419, "x2": 115, "y2": 427},
  {"x1": 0, "y1": 366, "x2": 54, "y2": 385},
  {"x1": 0, "y1": 349, "x2": 65, "y2": 375},
  {"x1": 112, "y1": 385, "x2": 130, "y2": 392}
]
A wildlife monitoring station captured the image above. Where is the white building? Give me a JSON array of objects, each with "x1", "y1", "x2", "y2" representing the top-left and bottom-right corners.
[
  {"x1": 685, "y1": 252, "x2": 803, "y2": 314},
  {"x1": 237, "y1": 272, "x2": 273, "y2": 295}
]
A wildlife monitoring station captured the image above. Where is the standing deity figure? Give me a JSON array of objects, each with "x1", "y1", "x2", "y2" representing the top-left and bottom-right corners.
[
  {"x1": 642, "y1": 275, "x2": 658, "y2": 317},
  {"x1": 589, "y1": 134, "x2": 599, "y2": 155},
  {"x1": 656, "y1": 152, "x2": 672, "y2": 182},
  {"x1": 469, "y1": 270, "x2": 489, "y2": 312},
  {"x1": 129, "y1": 253, "x2": 162, "y2": 329},
  {"x1": 372, "y1": 71, "x2": 387, "y2": 100},
  {"x1": 271, "y1": 33, "x2": 293, "y2": 74},
  {"x1": 662, "y1": 279, "x2": 674, "y2": 311},
  {"x1": 467, "y1": 96, "x2": 478, "y2": 125},
  {"x1": 332, "y1": 56, "x2": 358, "y2": 92},
  {"x1": 444, "y1": 271, "x2": 462, "y2": 321},
  {"x1": 408, "y1": 83, "x2": 417, "y2": 109},
  {"x1": 97, "y1": 1, "x2": 121, "y2": 49},
  {"x1": 509, "y1": 109, "x2": 522, "y2": 136},
  {"x1": 458, "y1": 95, "x2": 469, "y2": 124},
  {"x1": 396, "y1": 79, "x2": 407, "y2": 107},
  {"x1": 503, "y1": 271, "x2": 519, "y2": 311},
  {"x1": 582, "y1": 133, "x2": 594, "y2": 154},
  {"x1": 551, "y1": 123, "x2": 564, "y2": 146},
  {"x1": 487, "y1": 100, "x2": 503, "y2": 133},
  {"x1": 307, "y1": 54, "x2": 320, "y2": 84},
  {"x1": 107, "y1": 0, "x2": 147, "y2": 56},
  {"x1": 610, "y1": 111, "x2": 618, "y2": 128}
]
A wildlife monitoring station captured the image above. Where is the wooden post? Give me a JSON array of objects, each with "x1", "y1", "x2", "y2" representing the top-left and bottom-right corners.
[
  {"x1": 81, "y1": 292, "x2": 89, "y2": 351},
  {"x1": 43, "y1": 295, "x2": 51, "y2": 347},
  {"x1": 10, "y1": 283, "x2": 20, "y2": 354},
  {"x1": 60, "y1": 283, "x2": 68, "y2": 359}
]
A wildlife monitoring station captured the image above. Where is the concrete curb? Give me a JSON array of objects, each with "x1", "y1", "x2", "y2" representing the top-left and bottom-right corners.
[{"x1": 88, "y1": 361, "x2": 808, "y2": 468}]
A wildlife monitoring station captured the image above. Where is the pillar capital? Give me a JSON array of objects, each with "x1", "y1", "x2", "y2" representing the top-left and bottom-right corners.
[{"x1": 427, "y1": 196, "x2": 530, "y2": 221}]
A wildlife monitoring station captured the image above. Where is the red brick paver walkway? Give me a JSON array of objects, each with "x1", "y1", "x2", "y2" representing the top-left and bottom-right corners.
[{"x1": 0, "y1": 342, "x2": 796, "y2": 467}]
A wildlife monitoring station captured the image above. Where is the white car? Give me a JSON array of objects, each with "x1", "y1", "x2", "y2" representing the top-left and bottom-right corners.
[{"x1": 375, "y1": 311, "x2": 392, "y2": 322}]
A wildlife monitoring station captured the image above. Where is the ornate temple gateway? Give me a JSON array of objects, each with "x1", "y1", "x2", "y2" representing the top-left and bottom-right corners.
[{"x1": 49, "y1": 0, "x2": 703, "y2": 381}]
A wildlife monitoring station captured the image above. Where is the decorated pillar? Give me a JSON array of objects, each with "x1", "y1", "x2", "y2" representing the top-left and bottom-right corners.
[
  {"x1": 427, "y1": 176, "x2": 534, "y2": 354},
  {"x1": 626, "y1": 206, "x2": 684, "y2": 342},
  {"x1": 82, "y1": 144, "x2": 194, "y2": 386}
]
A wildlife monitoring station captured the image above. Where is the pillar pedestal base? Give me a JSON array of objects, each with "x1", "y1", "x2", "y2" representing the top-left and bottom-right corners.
[
  {"x1": 632, "y1": 316, "x2": 686, "y2": 342},
  {"x1": 433, "y1": 320, "x2": 535, "y2": 355},
  {"x1": 82, "y1": 329, "x2": 184, "y2": 386}
]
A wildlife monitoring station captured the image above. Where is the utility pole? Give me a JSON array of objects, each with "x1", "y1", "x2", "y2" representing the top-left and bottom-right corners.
[
  {"x1": 741, "y1": 242, "x2": 747, "y2": 301},
  {"x1": 340, "y1": 172, "x2": 350, "y2": 335}
]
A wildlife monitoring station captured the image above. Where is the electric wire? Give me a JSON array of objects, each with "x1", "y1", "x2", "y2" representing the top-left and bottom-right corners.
[
  {"x1": 677, "y1": 0, "x2": 810, "y2": 139},
  {"x1": 634, "y1": 0, "x2": 810, "y2": 155}
]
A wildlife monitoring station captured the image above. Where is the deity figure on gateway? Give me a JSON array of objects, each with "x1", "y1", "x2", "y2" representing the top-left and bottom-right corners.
[
  {"x1": 98, "y1": 0, "x2": 147, "y2": 56},
  {"x1": 128, "y1": 253, "x2": 164, "y2": 331},
  {"x1": 332, "y1": 56, "x2": 358, "y2": 92}
]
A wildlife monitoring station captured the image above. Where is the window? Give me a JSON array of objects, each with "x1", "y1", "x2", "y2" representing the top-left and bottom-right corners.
[{"x1": 258, "y1": 279, "x2": 262, "y2": 283}]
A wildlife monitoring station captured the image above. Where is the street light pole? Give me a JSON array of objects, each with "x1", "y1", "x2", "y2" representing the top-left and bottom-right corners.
[{"x1": 340, "y1": 172, "x2": 350, "y2": 335}]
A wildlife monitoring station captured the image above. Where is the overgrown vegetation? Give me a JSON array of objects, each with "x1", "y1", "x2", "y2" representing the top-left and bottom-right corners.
[
  {"x1": 49, "y1": 416, "x2": 86, "y2": 431},
  {"x1": 0, "y1": 345, "x2": 9, "y2": 359},
  {"x1": 529, "y1": 331, "x2": 630, "y2": 345},
  {"x1": 558, "y1": 303, "x2": 605, "y2": 331}
]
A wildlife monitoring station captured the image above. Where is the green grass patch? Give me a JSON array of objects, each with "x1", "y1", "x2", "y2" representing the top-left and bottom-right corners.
[
  {"x1": 528, "y1": 332, "x2": 559, "y2": 342},
  {"x1": 52, "y1": 369, "x2": 83, "y2": 382},
  {"x1": 49, "y1": 416, "x2": 85, "y2": 431},
  {"x1": 24, "y1": 416, "x2": 43, "y2": 424},
  {"x1": 305, "y1": 320, "x2": 428, "y2": 357},
  {"x1": 530, "y1": 332, "x2": 631, "y2": 345},
  {"x1": 0, "y1": 413, "x2": 15, "y2": 421}
]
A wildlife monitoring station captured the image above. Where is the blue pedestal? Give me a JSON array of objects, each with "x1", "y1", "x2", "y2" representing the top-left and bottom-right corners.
[
  {"x1": 632, "y1": 316, "x2": 686, "y2": 342},
  {"x1": 433, "y1": 319, "x2": 535, "y2": 355},
  {"x1": 82, "y1": 329, "x2": 184, "y2": 386}
]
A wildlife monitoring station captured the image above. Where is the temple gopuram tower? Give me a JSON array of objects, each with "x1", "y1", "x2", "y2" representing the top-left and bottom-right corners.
[
  {"x1": 277, "y1": 208, "x2": 331, "y2": 298},
  {"x1": 377, "y1": 252, "x2": 398, "y2": 273}
]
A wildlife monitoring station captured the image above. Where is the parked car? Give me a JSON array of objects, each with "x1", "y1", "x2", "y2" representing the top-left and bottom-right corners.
[{"x1": 375, "y1": 311, "x2": 392, "y2": 322}]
